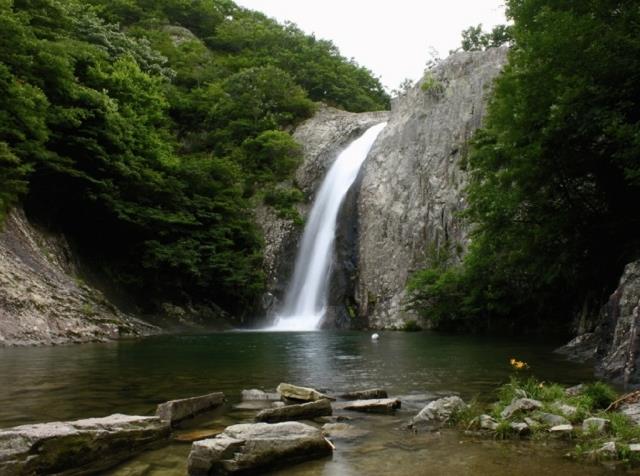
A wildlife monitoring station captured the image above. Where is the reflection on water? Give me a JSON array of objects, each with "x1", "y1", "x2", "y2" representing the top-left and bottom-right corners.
[{"x1": 0, "y1": 331, "x2": 619, "y2": 475}]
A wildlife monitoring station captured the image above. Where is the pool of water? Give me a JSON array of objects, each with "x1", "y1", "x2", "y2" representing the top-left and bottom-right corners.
[{"x1": 0, "y1": 331, "x2": 624, "y2": 475}]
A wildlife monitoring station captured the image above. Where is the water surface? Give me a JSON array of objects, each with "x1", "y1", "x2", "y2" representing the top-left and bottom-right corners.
[{"x1": 0, "y1": 331, "x2": 623, "y2": 475}]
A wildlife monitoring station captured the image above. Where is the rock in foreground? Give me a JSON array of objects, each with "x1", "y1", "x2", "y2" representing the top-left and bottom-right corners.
[
  {"x1": 156, "y1": 392, "x2": 225, "y2": 426},
  {"x1": 0, "y1": 414, "x2": 169, "y2": 475},
  {"x1": 408, "y1": 396, "x2": 466, "y2": 430},
  {"x1": 277, "y1": 383, "x2": 334, "y2": 402},
  {"x1": 338, "y1": 398, "x2": 401, "y2": 414},
  {"x1": 255, "y1": 399, "x2": 332, "y2": 423},
  {"x1": 187, "y1": 422, "x2": 332, "y2": 475}
]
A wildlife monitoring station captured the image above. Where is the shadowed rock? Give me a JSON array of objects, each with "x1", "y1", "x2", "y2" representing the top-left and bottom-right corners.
[
  {"x1": 187, "y1": 422, "x2": 332, "y2": 475},
  {"x1": 156, "y1": 392, "x2": 225, "y2": 426},
  {"x1": 0, "y1": 414, "x2": 169, "y2": 475},
  {"x1": 255, "y1": 399, "x2": 332, "y2": 423}
]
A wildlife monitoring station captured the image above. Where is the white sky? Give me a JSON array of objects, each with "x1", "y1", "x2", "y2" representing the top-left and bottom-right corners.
[{"x1": 234, "y1": 1, "x2": 507, "y2": 91}]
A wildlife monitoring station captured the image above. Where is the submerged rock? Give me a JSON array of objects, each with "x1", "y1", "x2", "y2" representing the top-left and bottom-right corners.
[
  {"x1": 241, "y1": 389, "x2": 281, "y2": 401},
  {"x1": 338, "y1": 398, "x2": 401, "y2": 414},
  {"x1": 156, "y1": 392, "x2": 225, "y2": 426},
  {"x1": 187, "y1": 422, "x2": 332, "y2": 475},
  {"x1": 0, "y1": 414, "x2": 169, "y2": 475},
  {"x1": 500, "y1": 398, "x2": 543, "y2": 419},
  {"x1": 409, "y1": 396, "x2": 466, "y2": 430},
  {"x1": 255, "y1": 399, "x2": 332, "y2": 423},
  {"x1": 277, "y1": 383, "x2": 334, "y2": 402},
  {"x1": 321, "y1": 423, "x2": 369, "y2": 440},
  {"x1": 339, "y1": 388, "x2": 388, "y2": 400}
]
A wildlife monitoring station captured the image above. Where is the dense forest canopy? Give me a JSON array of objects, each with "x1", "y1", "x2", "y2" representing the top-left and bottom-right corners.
[
  {"x1": 409, "y1": 0, "x2": 640, "y2": 333},
  {"x1": 0, "y1": 0, "x2": 389, "y2": 318}
]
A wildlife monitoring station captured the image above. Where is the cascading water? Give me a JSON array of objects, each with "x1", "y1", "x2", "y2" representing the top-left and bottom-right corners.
[{"x1": 269, "y1": 122, "x2": 387, "y2": 331}]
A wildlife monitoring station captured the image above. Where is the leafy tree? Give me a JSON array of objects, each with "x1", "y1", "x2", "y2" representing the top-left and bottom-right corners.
[{"x1": 460, "y1": 24, "x2": 512, "y2": 52}]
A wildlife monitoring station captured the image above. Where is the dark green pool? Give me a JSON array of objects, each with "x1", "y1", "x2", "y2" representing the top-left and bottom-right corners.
[{"x1": 0, "y1": 331, "x2": 623, "y2": 475}]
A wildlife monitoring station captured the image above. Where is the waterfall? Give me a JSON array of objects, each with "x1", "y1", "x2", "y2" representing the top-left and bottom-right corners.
[{"x1": 269, "y1": 122, "x2": 387, "y2": 331}]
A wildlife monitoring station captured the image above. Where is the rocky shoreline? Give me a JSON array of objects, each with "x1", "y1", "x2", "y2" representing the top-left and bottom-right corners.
[{"x1": 3, "y1": 379, "x2": 640, "y2": 475}]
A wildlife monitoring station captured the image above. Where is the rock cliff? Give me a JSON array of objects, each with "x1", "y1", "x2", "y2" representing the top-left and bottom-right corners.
[
  {"x1": 356, "y1": 48, "x2": 508, "y2": 328},
  {"x1": 0, "y1": 208, "x2": 156, "y2": 346}
]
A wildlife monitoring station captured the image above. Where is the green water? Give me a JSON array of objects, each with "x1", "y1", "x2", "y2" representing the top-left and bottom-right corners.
[{"x1": 0, "y1": 331, "x2": 625, "y2": 475}]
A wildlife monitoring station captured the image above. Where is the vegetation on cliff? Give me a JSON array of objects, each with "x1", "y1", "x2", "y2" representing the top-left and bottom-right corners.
[
  {"x1": 409, "y1": 0, "x2": 640, "y2": 332},
  {"x1": 0, "y1": 0, "x2": 388, "y2": 318}
]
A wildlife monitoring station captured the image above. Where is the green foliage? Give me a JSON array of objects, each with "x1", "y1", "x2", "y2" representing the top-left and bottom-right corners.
[
  {"x1": 264, "y1": 186, "x2": 304, "y2": 225},
  {"x1": 411, "y1": 0, "x2": 640, "y2": 332},
  {"x1": 401, "y1": 319, "x2": 422, "y2": 332},
  {"x1": 0, "y1": 0, "x2": 388, "y2": 318},
  {"x1": 460, "y1": 24, "x2": 512, "y2": 52},
  {"x1": 583, "y1": 382, "x2": 617, "y2": 410},
  {"x1": 420, "y1": 73, "x2": 444, "y2": 96}
]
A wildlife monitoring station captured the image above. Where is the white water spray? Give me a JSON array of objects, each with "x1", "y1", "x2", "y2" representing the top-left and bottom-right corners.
[{"x1": 269, "y1": 122, "x2": 387, "y2": 331}]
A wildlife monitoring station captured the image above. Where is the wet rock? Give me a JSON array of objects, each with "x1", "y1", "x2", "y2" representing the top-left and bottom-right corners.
[
  {"x1": 272, "y1": 402, "x2": 285, "y2": 408},
  {"x1": 255, "y1": 399, "x2": 332, "y2": 423},
  {"x1": 241, "y1": 389, "x2": 281, "y2": 401},
  {"x1": 582, "y1": 417, "x2": 611, "y2": 434},
  {"x1": 0, "y1": 414, "x2": 170, "y2": 475},
  {"x1": 409, "y1": 396, "x2": 466, "y2": 428},
  {"x1": 500, "y1": 398, "x2": 543, "y2": 419},
  {"x1": 552, "y1": 402, "x2": 578, "y2": 418},
  {"x1": 339, "y1": 388, "x2": 388, "y2": 400},
  {"x1": 565, "y1": 384, "x2": 586, "y2": 397},
  {"x1": 156, "y1": 392, "x2": 225, "y2": 426},
  {"x1": 233, "y1": 401, "x2": 273, "y2": 411},
  {"x1": 619, "y1": 402, "x2": 640, "y2": 425},
  {"x1": 315, "y1": 415, "x2": 352, "y2": 424},
  {"x1": 537, "y1": 412, "x2": 570, "y2": 427},
  {"x1": 597, "y1": 441, "x2": 617, "y2": 456},
  {"x1": 321, "y1": 423, "x2": 369, "y2": 440},
  {"x1": 338, "y1": 398, "x2": 401, "y2": 414},
  {"x1": 187, "y1": 422, "x2": 332, "y2": 475},
  {"x1": 549, "y1": 424, "x2": 573, "y2": 435},
  {"x1": 277, "y1": 383, "x2": 334, "y2": 402},
  {"x1": 479, "y1": 414, "x2": 498, "y2": 431},
  {"x1": 174, "y1": 428, "x2": 224, "y2": 443},
  {"x1": 510, "y1": 422, "x2": 530, "y2": 435}
]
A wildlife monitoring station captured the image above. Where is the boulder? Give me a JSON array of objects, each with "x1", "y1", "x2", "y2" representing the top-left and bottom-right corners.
[
  {"x1": 549, "y1": 424, "x2": 573, "y2": 435},
  {"x1": 597, "y1": 441, "x2": 617, "y2": 456},
  {"x1": 187, "y1": 422, "x2": 332, "y2": 475},
  {"x1": 338, "y1": 398, "x2": 401, "y2": 414},
  {"x1": 629, "y1": 443, "x2": 640, "y2": 452},
  {"x1": 536, "y1": 412, "x2": 570, "y2": 427},
  {"x1": 241, "y1": 389, "x2": 281, "y2": 401},
  {"x1": 321, "y1": 423, "x2": 369, "y2": 440},
  {"x1": 552, "y1": 402, "x2": 578, "y2": 418},
  {"x1": 276, "y1": 383, "x2": 334, "y2": 402},
  {"x1": 255, "y1": 399, "x2": 332, "y2": 423},
  {"x1": 510, "y1": 422, "x2": 530, "y2": 435},
  {"x1": 619, "y1": 402, "x2": 640, "y2": 424},
  {"x1": 409, "y1": 396, "x2": 466, "y2": 429},
  {"x1": 479, "y1": 414, "x2": 498, "y2": 431},
  {"x1": 0, "y1": 414, "x2": 169, "y2": 475},
  {"x1": 565, "y1": 384, "x2": 585, "y2": 397},
  {"x1": 500, "y1": 398, "x2": 543, "y2": 419},
  {"x1": 582, "y1": 417, "x2": 610, "y2": 434},
  {"x1": 339, "y1": 388, "x2": 388, "y2": 400},
  {"x1": 156, "y1": 392, "x2": 225, "y2": 425}
]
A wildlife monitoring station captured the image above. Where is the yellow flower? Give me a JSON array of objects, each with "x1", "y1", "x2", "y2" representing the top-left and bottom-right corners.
[{"x1": 509, "y1": 358, "x2": 529, "y2": 370}]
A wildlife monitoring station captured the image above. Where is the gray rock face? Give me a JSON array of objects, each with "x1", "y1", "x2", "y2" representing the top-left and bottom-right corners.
[
  {"x1": 0, "y1": 208, "x2": 157, "y2": 346},
  {"x1": 156, "y1": 392, "x2": 225, "y2": 426},
  {"x1": 356, "y1": 48, "x2": 508, "y2": 328},
  {"x1": 255, "y1": 399, "x2": 332, "y2": 423},
  {"x1": 0, "y1": 414, "x2": 170, "y2": 475},
  {"x1": 187, "y1": 422, "x2": 332, "y2": 475},
  {"x1": 409, "y1": 396, "x2": 466, "y2": 428}
]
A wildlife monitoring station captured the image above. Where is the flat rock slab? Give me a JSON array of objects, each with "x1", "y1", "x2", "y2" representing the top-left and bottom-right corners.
[
  {"x1": 187, "y1": 422, "x2": 332, "y2": 475},
  {"x1": 156, "y1": 392, "x2": 225, "y2": 425},
  {"x1": 339, "y1": 388, "x2": 388, "y2": 400},
  {"x1": 0, "y1": 414, "x2": 169, "y2": 475},
  {"x1": 256, "y1": 399, "x2": 332, "y2": 423},
  {"x1": 277, "y1": 383, "x2": 334, "y2": 402},
  {"x1": 337, "y1": 398, "x2": 401, "y2": 414}
]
